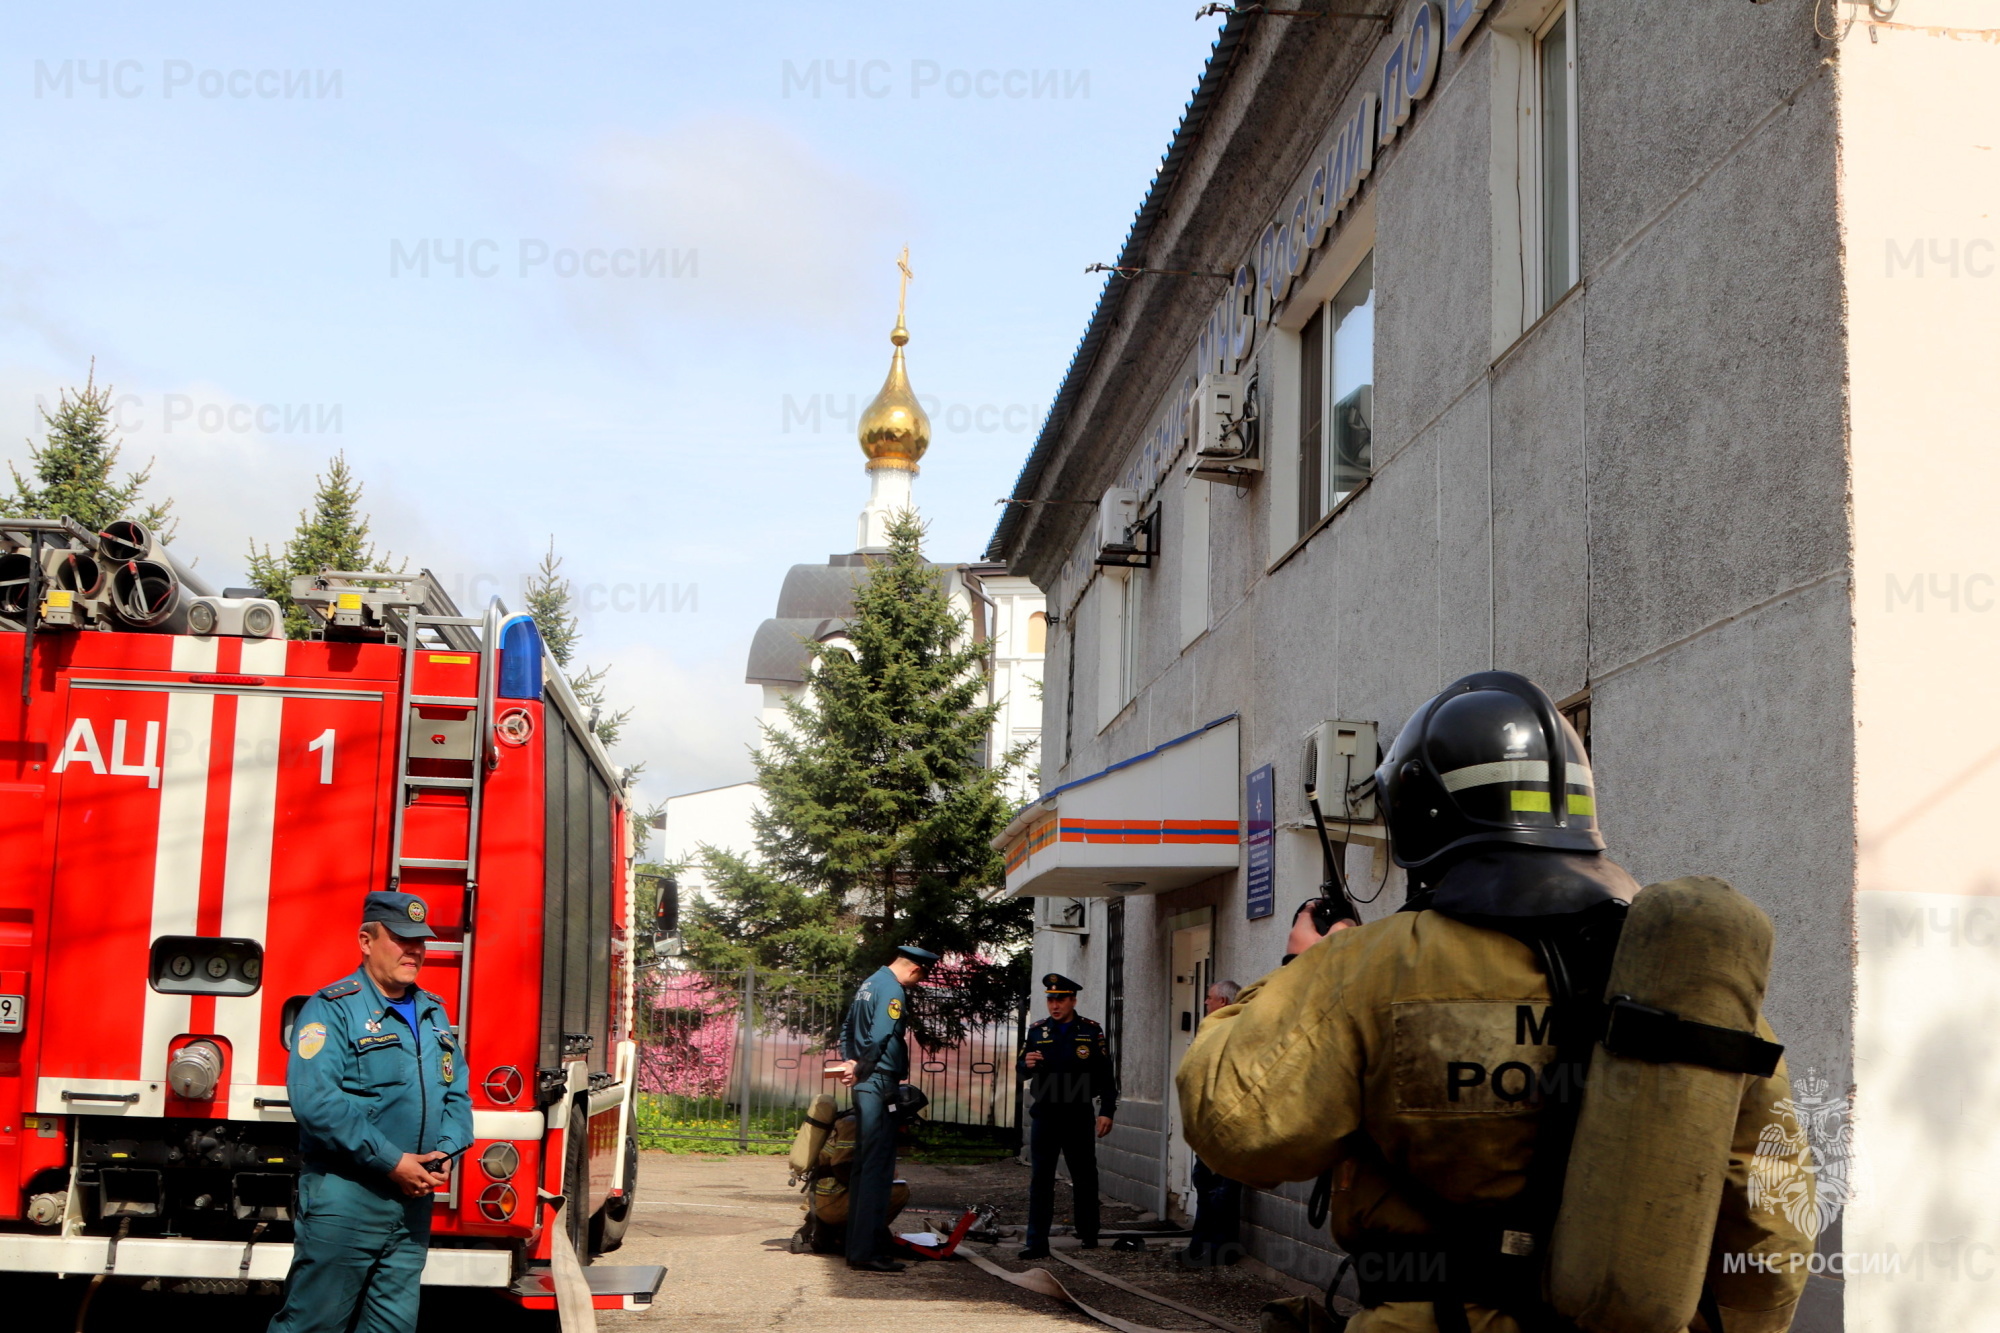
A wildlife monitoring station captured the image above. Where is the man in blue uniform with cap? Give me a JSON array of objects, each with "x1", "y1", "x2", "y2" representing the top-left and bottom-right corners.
[
  {"x1": 1018, "y1": 972, "x2": 1117, "y2": 1260},
  {"x1": 833, "y1": 944, "x2": 936, "y2": 1272},
  {"x1": 268, "y1": 891, "x2": 473, "y2": 1333}
]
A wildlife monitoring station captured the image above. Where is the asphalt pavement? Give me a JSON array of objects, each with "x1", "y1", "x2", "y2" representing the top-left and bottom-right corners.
[{"x1": 0, "y1": 1150, "x2": 1292, "y2": 1332}]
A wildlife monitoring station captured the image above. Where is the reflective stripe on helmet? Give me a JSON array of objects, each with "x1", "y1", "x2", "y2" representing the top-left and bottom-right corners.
[
  {"x1": 1507, "y1": 790, "x2": 1596, "y2": 815},
  {"x1": 1440, "y1": 760, "x2": 1593, "y2": 794}
]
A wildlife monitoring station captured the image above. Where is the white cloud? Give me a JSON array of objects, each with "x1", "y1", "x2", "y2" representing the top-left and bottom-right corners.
[
  {"x1": 0, "y1": 370, "x2": 459, "y2": 590},
  {"x1": 591, "y1": 639, "x2": 763, "y2": 801},
  {"x1": 560, "y1": 115, "x2": 907, "y2": 327}
]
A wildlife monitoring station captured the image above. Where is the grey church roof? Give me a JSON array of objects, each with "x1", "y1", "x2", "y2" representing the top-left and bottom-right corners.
[
  {"x1": 746, "y1": 615, "x2": 851, "y2": 687},
  {"x1": 774, "y1": 561, "x2": 867, "y2": 620},
  {"x1": 744, "y1": 560, "x2": 866, "y2": 686},
  {"x1": 743, "y1": 555, "x2": 959, "y2": 688}
]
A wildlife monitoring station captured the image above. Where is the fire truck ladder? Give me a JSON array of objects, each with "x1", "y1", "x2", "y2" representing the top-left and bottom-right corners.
[
  {"x1": 387, "y1": 598, "x2": 503, "y2": 999},
  {"x1": 289, "y1": 568, "x2": 498, "y2": 1076}
]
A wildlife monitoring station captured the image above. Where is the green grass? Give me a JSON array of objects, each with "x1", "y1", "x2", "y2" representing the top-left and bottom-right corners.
[
  {"x1": 633, "y1": 1093, "x2": 796, "y2": 1154},
  {"x1": 633, "y1": 1095, "x2": 1020, "y2": 1163},
  {"x1": 904, "y1": 1124, "x2": 1020, "y2": 1165}
]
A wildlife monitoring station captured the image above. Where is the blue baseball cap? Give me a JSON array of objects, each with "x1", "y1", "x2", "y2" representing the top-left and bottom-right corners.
[{"x1": 363, "y1": 890, "x2": 436, "y2": 940}]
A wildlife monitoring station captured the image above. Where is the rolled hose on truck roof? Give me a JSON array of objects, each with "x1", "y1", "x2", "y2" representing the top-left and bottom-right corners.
[{"x1": 1548, "y1": 875, "x2": 1798, "y2": 1333}]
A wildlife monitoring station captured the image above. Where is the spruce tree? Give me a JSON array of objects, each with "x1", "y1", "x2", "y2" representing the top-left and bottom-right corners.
[
  {"x1": 523, "y1": 538, "x2": 582, "y2": 669},
  {"x1": 521, "y1": 537, "x2": 631, "y2": 750},
  {"x1": 7, "y1": 365, "x2": 173, "y2": 535},
  {"x1": 245, "y1": 451, "x2": 399, "y2": 638},
  {"x1": 689, "y1": 511, "x2": 1030, "y2": 1043}
]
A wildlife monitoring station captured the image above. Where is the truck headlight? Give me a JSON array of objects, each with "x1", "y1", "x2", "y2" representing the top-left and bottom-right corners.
[
  {"x1": 477, "y1": 1183, "x2": 517, "y2": 1221},
  {"x1": 480, "y1": 1143, "x2": 520, "y2": 1180}
]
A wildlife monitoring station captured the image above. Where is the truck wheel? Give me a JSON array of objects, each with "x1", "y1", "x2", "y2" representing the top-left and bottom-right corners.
[
  {"x1": 592, "y1": 1124, "x2": 639, "y2": 1253},
  {"x1": 564, "y1": 1098, "x2": 592, "y2": 1264}
]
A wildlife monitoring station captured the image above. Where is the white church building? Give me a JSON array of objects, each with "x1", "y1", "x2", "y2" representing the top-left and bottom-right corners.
[{"x1": 661, "y1": 266, "x2": 1045, "y2": 887}]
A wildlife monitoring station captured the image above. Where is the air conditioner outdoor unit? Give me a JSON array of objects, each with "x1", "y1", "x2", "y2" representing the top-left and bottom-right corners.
[
  {"x1": 1041, "y1": 898, "x2": 1089, "y2": 933},
  {"x1": 1301, "y1": 719, "x2": 1380, "y2": 825},
  {"x1": 1186, "y1": 373, "x2": 1260, "y2": 482},
  {"x1": 1093, "y1": 488, "x2": 1152, "y2": 568}
]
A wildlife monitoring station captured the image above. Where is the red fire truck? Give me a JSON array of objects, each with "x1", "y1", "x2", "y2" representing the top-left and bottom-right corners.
[{"x1": 0, "y1": 518, "x2": 661, "y2": 1312}]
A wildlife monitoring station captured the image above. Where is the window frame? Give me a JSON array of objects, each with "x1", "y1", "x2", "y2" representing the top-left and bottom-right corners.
[
  {"x1": 1297, "y1": 304, "x2": 1327, "y2": 539},
  {"x1": 1322, "y1": 252, "x2": 1375, "y2": 518},
  {"x1": 1119, "y1": 562, "x2": 1140, "y2": 704},
  {"x1": 1531, "y1": 1, "x2": 1579, "y2": 316},
  {"x1": 1286, "y1": 246, "x2": 1376, "y2": 549},
  {"x1": 1266, "y1": 196, "x2": 1374, "y2": 567}
]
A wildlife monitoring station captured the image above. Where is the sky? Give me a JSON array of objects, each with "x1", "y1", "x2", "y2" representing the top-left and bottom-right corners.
[{"x1": 1, "y1": 3, "x2": 1223, "y2": 800}]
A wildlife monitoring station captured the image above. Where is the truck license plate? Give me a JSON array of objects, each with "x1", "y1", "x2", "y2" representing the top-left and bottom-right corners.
[{"x1": 0, "y1": 994, "x2": 23, "y2": 1034}]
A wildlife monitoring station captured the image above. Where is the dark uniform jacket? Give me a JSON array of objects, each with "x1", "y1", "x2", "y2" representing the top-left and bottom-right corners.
[
  {"x1": 840, "y1": 965, "x2": 910, "y2": 1081},
  {"x1": 1019, "y1": 1015, "x2": 1118, "y2": 1118},
  {"x1": 287, "y1": 968, "x2": 473, "y2": 1180}
]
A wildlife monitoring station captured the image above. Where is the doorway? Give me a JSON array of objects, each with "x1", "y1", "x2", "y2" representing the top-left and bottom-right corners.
[{"x1": 1162, "y1": 907, "x2": 1213, "y2": 1221}]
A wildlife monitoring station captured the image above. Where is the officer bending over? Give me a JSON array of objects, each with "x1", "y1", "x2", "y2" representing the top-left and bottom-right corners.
[
  {"x1": 834, "y1": 944, "x2": 937, "y2": 1273},
  {"x1": 269, "y1": 892, "x2": 472, "y2": 1333},
  {"x1": 1018, "y1": 973, "x2": 1116, "y2": 1260}
]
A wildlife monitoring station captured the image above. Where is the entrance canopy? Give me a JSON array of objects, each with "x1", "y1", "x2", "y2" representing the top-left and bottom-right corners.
[{"x1": 995, "y1": 716, "x2": 1239, "y2": 898}]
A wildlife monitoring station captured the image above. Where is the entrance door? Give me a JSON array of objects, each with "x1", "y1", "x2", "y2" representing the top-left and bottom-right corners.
[{"x1": 1163, "y1": 907, "x2": 1213, "y2": 1221}]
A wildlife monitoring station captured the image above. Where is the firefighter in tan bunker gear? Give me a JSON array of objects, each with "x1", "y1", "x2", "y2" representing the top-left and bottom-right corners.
[{"x1": 1177, "y1": 672, "x2": 1816, "y2": 1333}]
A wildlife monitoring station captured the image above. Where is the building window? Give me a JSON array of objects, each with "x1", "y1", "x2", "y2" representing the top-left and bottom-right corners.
[
  {"x1": 1328, "y1": 254, "x2": 1375, "y2": 509},
  {"x1": 1295, "y1": 252, "x2": 1375, "y2": 538},
  {"x1": 1119, "y1": 570, "x2": 1140, "y2": 703},
  {"x1": 1026, "y1": 610, "x2": 1048, "y2": 655},
  {"x1": 1105, "y1": 896, "x2": 1125, "y2": 1078},
  {"x1": 1063, "y1": 622, "x2": 1076, "y2": 764},
  {"x1": 1537, "y1": 5, "x2": 1578, "y2": 311},
  {"x1": 1560, "y1": 690, "x2": 1591, "y2": 756},
  {"x1": 1097, "y1": 569, "x2": 1140, "y2": 730},
  {"x1": 1298, "y1": 306, "x2": 1325, "y2": 537}
]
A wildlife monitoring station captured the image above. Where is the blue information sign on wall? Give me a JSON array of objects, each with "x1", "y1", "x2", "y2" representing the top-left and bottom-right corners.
[{"x1": 1245, "y1": 763, "x2": 1275, "y2": 920}]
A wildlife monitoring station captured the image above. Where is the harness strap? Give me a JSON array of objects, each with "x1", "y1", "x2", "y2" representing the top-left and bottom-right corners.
[
  {"x1": 1697, "y1": 1282, "x2": 1727, "y2": 1333},
  {"x1": 1602, "y1": 997, "x2": 1784, "y2": 1078},
  {"x1": 1307, "y1": 1169, "x2": 1333, "y2": 1230}
]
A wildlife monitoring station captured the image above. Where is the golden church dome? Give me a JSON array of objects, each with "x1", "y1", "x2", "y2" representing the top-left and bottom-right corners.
[{"x1": 858, "y1": 250, "x2": 929, "y2": 472}]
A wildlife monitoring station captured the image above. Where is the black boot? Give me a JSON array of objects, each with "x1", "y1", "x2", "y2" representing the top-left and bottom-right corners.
[
  {"x1": 1017, "y1": 1244, "x2": 1051, "y2": 1260},
  {"x1": 848, "y1": 1257, "x2": 907, "y2": 1273}
]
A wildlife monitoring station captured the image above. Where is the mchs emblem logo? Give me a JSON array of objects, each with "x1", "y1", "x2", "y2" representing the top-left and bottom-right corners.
[{"x1": 1749, "y1": 1066, "x2": 1852, "y2": 1239}]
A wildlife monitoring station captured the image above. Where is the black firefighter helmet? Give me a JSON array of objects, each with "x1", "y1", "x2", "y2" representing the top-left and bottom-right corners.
[{"x1": 1375, "y1": 670, "x2": 1602, "y2": 872}]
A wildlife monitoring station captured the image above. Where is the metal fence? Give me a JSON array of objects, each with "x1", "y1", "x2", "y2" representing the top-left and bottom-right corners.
[{"x1": 632, "y1": 965, "x2": 1027, "y2": 1148}]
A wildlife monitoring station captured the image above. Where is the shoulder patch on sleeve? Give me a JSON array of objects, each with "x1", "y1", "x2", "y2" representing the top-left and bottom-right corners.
[
  {"x1": 296, "y1": 1023, "x2": 328, "y2": 1060},
  {"x1": 320, "y1": 978, "x2": 363, "y2": 999}
]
